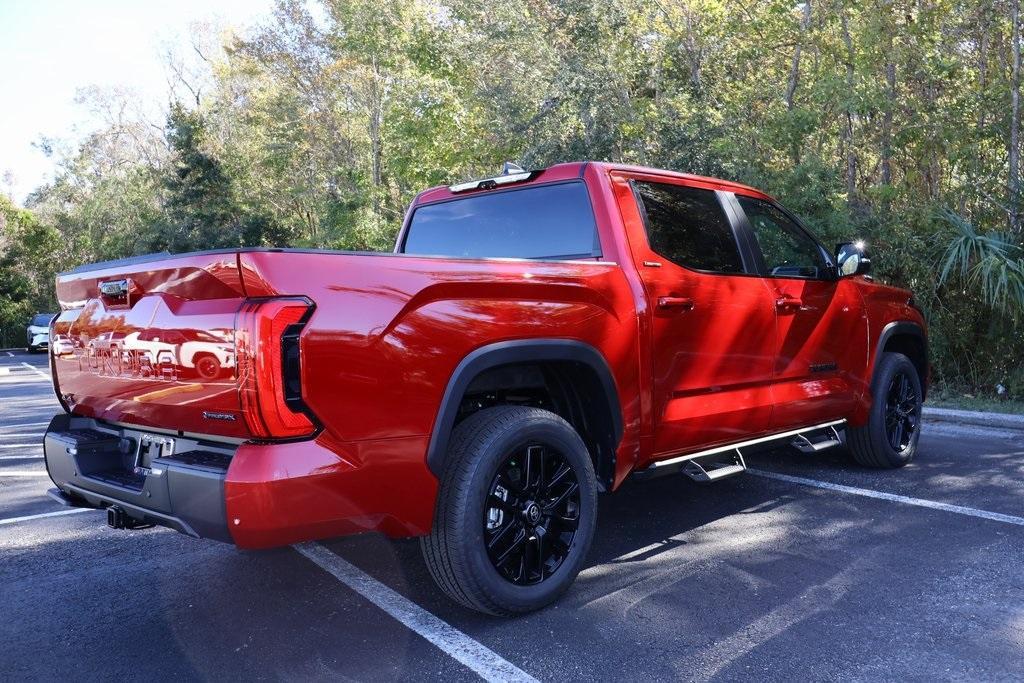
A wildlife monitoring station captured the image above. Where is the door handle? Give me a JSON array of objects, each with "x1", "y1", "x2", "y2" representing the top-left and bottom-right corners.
[
  {"x1": 657, "y1": 296, "x2": 694, "y2": 311},
  {"x1": 775, "y1": 296, "x2": 803, "y2": 312}
]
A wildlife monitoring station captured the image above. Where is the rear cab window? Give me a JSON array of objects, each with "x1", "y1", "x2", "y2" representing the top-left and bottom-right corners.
[
  {"x1": 401, "y1": 182, "x2": 601, "y2": 260},
  {"x1": 632, "y1": 181, "x2": 744, "y2": 273}
]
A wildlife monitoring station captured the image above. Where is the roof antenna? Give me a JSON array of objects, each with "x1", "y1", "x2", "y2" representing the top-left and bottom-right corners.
[{"x1": 501, "y1": 161, "x2": 526, "y2": 175}]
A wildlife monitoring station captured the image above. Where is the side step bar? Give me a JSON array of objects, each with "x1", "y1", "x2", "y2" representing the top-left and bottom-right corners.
[
  {"x1": 634, "y1": 419, "x2": 846, "y2": 483},
  {"x1": 790, "y1": 424, "x2": 843, "y2": 454},
  {"x1": 681, "y1": 450, "x2": 746, "y2": 483}
]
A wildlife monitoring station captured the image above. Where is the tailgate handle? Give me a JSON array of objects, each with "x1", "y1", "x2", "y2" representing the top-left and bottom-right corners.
[{"x1": 99, "y1": 279, "x2": 130, "y2": 297}]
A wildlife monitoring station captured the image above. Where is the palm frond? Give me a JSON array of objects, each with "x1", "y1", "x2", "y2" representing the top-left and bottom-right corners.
[{"x1": 937, "y1": 209, "x2": 1024, "y2": 313}]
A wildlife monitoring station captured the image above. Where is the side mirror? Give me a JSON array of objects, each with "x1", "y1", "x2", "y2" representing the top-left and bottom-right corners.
[{"x1": 835, "y1": 241, "x2": 871, "y2": 277}]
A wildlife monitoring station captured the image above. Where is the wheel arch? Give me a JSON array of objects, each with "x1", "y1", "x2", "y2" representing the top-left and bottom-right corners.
[
  {"x1": 189, "y1": 349, "x2": 217, "y2": 363},
  {"x1": 875, "y1": 321, "x2": 928, "y2": 398},
  {"x1": 426, "y1": 339, "x2": 624, "y2": 490}
]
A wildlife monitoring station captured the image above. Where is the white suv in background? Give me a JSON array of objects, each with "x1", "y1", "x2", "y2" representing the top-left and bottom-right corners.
[{"x1": 26, "y1": 313, "x2": 56, "y2": 352}]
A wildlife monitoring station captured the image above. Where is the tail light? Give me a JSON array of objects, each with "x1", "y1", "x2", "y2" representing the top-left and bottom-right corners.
[{"x1": 236, "y1": 297, "x2": 317, "y2": 439}]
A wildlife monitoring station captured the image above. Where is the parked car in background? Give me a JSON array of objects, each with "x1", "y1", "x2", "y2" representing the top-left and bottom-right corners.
[
  {"x1": 26, "y1": 313, "x2": 56, "y2": 352},
  {"x1": 50, "y1": 334, "x2": 76, "y2": 357},
  {"x1": 122, "y1": 328, "x2": 234, "y2": 380},
  {"x1": 42, "y1": 161, "x2": 928, "y2": 615}
]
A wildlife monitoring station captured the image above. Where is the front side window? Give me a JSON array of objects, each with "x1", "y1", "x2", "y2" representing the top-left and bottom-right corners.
[
  {"x1": 737, "y1": 197, "x2": 827, "y2": 279},
  {"x1": 402, "y1": 182, "x2": 600, "y2": 260},
  {"x1": 633, "y1": 181, "x2": 744, "y2": 273}
]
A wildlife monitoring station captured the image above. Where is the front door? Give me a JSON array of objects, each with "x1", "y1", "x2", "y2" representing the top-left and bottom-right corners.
[
  {"x1": 730, "y1": 195, "x2": 868, "y2": 429},
  {"x1": 615, "y1": 175, "x2": 778, "y2": 457}
]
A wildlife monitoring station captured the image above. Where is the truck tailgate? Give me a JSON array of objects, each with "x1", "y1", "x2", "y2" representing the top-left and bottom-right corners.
[{"x1": 52, "y1": 252, "x2": 253, "y2": 439}]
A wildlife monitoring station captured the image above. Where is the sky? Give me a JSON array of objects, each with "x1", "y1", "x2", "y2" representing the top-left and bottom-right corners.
[{"x1": 0, "y1": 0, "x2": 275, "y2": 205}]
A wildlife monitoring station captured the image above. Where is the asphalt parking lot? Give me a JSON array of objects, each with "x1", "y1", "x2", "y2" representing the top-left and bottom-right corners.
[{"x1": 2, "y1": 348, "x2": 1022, "y2": 681}]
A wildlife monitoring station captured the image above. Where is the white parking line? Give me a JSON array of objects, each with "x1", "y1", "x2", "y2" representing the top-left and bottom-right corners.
[
  {"x1": 0, "y1": 470, "x2": 49, "y2": 477},
  {"x1": 20, "y1": 363, "x2": 51, "y2": 380},
  {"x1": 294, "y1": 542, "x2": 539, "y2": 683},
  {"x1": 0, "y1": 454, "x2": 43, "y2": 460},
  {"x1": 0, "y1": 421, "x2": 49, "y2": 429},
  {"x1": 748, "y1": 469, "x2": 1024, "y2": 526},
  {"x1": 0, "y1": 508, "x2": 92, "y2": 526},
  {"x1": 0, "y1": 443, "x2": 41, "y2": 449}
]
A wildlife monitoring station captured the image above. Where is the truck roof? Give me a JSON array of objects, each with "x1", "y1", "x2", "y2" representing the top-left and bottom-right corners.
[{"x1": 413, "y1": 161, "x2": 775, "y2": 206}]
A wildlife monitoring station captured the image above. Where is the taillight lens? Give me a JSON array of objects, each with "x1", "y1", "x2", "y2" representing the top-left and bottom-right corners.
[{"x1": 236, "y1": 298, "x2": 316, "y2": 439}]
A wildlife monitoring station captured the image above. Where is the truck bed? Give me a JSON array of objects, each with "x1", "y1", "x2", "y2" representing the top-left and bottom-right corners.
[{"x1": 51, "y1": 247, "x2": 631, "y2": 446}]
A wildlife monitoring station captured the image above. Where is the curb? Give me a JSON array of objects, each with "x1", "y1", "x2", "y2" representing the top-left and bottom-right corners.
[{"x1": 924, "y1": 406, "x2": 1024, "y2": 432}]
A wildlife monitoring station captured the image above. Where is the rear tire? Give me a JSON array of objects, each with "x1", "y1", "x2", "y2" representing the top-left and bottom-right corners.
[
  {"x1": 848, "y1": 352, "x2": 923, "y2": 468},
  {"x1": 193, "y1": 353, "x2": 221, "y2": 379},
  {"x1": 420, "y1": 406, "x2": 597, "y2": 616}
]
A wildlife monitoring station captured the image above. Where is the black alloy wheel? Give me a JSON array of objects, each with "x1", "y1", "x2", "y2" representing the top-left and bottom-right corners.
[
  {"x1": 884, "y1": 370, "x2": 920, "y2": 452},
  {"x1": 420, "y1": 405, "x2": 597, "y2": 615},
  {"x1": 847, "y1": 351, "x2": 923, "y2": 468},
  {"x1": 483, "y1": 444, "x2": 581, "y2": 586}
]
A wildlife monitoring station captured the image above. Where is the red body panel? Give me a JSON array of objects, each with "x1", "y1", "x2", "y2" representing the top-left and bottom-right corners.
[
  {"x1": 850, "y1": 280, "x2": 928, "y2": 426},
  {"x1": 49, "y1": 161, "x2": 927, "y2": 549},
  {"x1": 765, "y1": 276, "x2": 869, "y2": 429},
  {"x1": 224, "y1": 434, "x2": 437, "y2": 546}
]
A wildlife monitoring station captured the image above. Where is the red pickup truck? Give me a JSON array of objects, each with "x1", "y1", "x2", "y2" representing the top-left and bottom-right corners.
[{"x1": 44, "y1": 161, "x2": 927, "y2": 615}]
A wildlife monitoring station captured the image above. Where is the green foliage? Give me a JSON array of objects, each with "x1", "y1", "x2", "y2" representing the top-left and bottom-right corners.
[
  {"x1": 0, "y1": 196, "x2": 61, "y2": 347},
  {"x1": 4, "y1": 0, "x2": 1023, "y2": 396},
  {"x1": 161, "y1": 104, "x2": 241, "y2": 251},
  {"x1": 938, "y1": 209, "x2": 1024, "y2": 312}
]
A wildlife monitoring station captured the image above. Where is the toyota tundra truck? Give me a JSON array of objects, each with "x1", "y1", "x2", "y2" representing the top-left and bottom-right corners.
[{"x1": 43, "y1": 161, "x2": 927, "y2": 615}]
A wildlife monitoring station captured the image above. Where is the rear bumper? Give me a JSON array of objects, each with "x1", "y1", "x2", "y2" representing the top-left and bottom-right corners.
[
  {"x1": 43, "y1": 413, "x2": 232, "y2": 541},
  {"x1": 43, "y1": 414, "x2": 438, "y2": 549}
]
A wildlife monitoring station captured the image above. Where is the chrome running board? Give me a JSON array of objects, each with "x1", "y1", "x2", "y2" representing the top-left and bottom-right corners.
[{"x1": 633, "y1": 419, "x2": 846, "y2": 482}]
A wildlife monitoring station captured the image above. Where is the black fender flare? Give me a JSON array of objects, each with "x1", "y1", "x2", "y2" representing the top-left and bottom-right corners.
[
  {"x1": 873, "y1": 321, "x2": 928, "y2": 395},
  {"x1": 425, "y1": 339, "x2": 623, "y2": 477}
]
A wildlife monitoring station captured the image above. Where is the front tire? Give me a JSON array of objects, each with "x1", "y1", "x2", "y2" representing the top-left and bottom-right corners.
[
  {"x1": 848, "y1": 352, "x2": 923, "y2": 468},
  {"x1": 420, "y1": 406, "x2": 597, "y2": 616}
]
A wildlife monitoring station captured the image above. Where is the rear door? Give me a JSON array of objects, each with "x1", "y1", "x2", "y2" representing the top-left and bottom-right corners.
[
  {"x1": 614, "y1": 174, "x2": 778, "y2": 456},
  {"x1": 729, "y1": 194, "x2": 868, "y2": 429}
]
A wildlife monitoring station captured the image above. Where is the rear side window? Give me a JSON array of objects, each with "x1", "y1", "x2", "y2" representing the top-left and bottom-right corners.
[
  {"x1": 633, "y1": 181, "x2": 743, "y2": 273},
  {"x1": 402, "y1": 182, "x2": 600, "y2": 260}
]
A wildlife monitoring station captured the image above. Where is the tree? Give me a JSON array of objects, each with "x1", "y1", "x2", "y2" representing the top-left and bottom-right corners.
[
  {"x1": 0, "y1": 195, "x2": 61, "y2": 347},
  {"x1": 6, "y1": 0, "x2": 1024, "y2": 396},
  {"x1": 1010, "y1": 0, "x2": 1022, "y2": 231}
]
